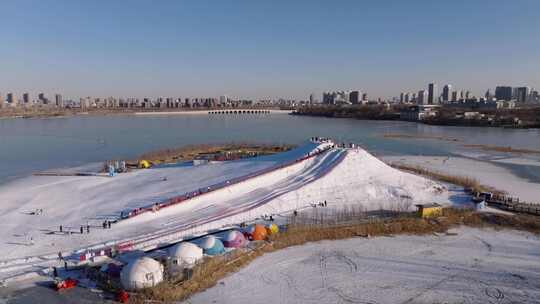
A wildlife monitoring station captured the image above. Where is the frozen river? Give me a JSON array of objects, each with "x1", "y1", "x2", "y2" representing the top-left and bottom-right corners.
[{"x1": 1, "y1": 112, "x2": 539, "y2": 186}]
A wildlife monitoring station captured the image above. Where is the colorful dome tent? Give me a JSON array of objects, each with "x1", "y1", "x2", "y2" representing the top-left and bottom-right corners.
[
  {"x1": 138, "y1": 160, "x2": 151, "y2": 169},
  {"x1": 168, "y1": 242, "x2": 203, "y2": 267},
  {"x1": 200, "y1": 235, "x2": 225, "y2": 255},
  {"x1": 266, "y1": 223, "x2": 279, "y2": 235},
  {"x1": 120, "y1": 257, "x2": 164, "y2": 291},
  {"x1": 223, "y1": 230, "x2": 247, "y2": 248},
  {"x1": 245, "y1": 224, "x2": 267, "y2": 241}
]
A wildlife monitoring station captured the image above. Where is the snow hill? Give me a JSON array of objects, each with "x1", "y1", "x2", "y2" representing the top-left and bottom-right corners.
[{"x1": 0, "y1": 142, "x2": 453, "y2": 284}]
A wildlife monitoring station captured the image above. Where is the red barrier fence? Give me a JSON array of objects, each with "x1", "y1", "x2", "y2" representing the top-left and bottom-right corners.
[{"x1": 120, "y1": 141, "x2": 334, "y2": 221}]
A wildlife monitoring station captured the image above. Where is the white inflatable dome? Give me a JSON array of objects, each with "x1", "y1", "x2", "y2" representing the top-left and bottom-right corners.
[
  {"x1": 168, "y1": 242, "x2": 203, "y2": 266},
  {"x1": 120, "y1": 257, "x2": 164, "y2": 290}
]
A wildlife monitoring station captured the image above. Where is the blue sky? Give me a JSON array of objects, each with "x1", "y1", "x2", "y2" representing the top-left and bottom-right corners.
[{"x1": 1, "y1": 0, "x2": 539, "y2": 100}]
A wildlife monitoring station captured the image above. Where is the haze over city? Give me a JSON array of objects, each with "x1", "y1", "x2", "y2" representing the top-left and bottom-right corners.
[{"x1": 1, "y1": 0, "x2": 540, "y2": 100}]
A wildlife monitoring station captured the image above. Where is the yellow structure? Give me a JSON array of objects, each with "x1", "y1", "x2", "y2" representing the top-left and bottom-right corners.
[
  {"x1": 138, "y1": 160, "x2": 151, "y2": 169},
  {"x1": 266, "y1": 223, "x2": 279, "y2": 235},
  {"x1": 415, "y1": 203, "x2": 443, "y2": 218}
]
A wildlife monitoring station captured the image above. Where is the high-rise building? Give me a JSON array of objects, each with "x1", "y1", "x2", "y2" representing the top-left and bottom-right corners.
[
  {"x1": 515, "y1": 87, "x2": 530, "y2": 102},
  {"x1": 55, "y1": 94, "x2": 63, "y2": 107},
  {"x1": 451, "y1": 91, "x2": 458, "y2": 102},
  {"x1": 23, "y1": 93, "x2": 30, "y2": 104},
  {"x1": 0, "y1": 93, "x2": 4, "y2": 108},
  {"x1": 349, "y1": 91, "x2": 360, "y2": 104},
  {"x1": 495, "y1": 86, "x2": 513, "y2": 101},
  {"x1": 417, "y1": 90, "x2": 428, "y2": 105},
  {"x1": 404, "y1": 93, "x2": 410, "y2": 103},
  {"x1": 219, "y1": 95, "x2": 228, "y2": 105},
  {"x1": 532, "y1": 90, "x2": 539, "y2": 102},
  {"x1": 7, "y1": 93, "x2": 16, "y2": 105},
  {"x1": 484, "y1": 89, "x2": 492, "y2": 99},
  {"x1": 361, "y1": 93, "x2": 368, "y2": 102},
  {"x1": 442, "y1": 84, "x2": 452, "y2": 102},
  {"x1": 399, "y1": 92, "x2": 404, "y2": 103},
  {"x1": 465, "y1": 91, "x2": 471, "y2": 99},
  {"x1": 38, "y1": 93, "x2": 48, "y2": 104},
  {"x1": 428, "y1": 83, "x2": 438, "y2": 104}
]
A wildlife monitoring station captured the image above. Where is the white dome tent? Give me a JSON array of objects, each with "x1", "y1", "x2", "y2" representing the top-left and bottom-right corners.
[
  {"x1": 168, "y1": 242, "x2": 203, "y2": 267},
  {"x1": 120, "y1": 257, "x2": 164, "y2": 290}
]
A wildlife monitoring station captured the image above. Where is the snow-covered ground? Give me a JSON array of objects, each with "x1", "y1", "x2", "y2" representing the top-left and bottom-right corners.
[
  {"x1": 383, "y1": 155, "x2": 540, "y2": 202},
  {"x1": 188, "y1": 227, "x2": 540, "y2": 304},
  {"x1": 0, "y1": 142, "x2": 453, "y2": 285}
]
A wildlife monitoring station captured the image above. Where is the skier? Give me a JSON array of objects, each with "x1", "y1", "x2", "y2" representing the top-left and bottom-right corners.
[
  {"x1": 53, "y1": 266, "x2": 58, "y2": 278},
  {"x1": 64, "y1": 261, "x2": 68, "y2": 271},
  {"x1": 107, "y1": 221, "x2": 111, "y2": 229},
  {"x1": 324, "y1": 200, "x2": 327, "y2": 207},
  {"x1": 102, "y1": 221, "x2": 107, "y2": 229},
  {"x1": 58, "y1": 251, "x2": 63, "y2": 261}
]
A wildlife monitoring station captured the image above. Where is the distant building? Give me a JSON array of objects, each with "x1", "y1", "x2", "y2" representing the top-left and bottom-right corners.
[
  {"x1": 322, "y1": 91, "x2": 351, "y2": 105},
  {"x1": 219, "y1": 95, "x2": 228, "y2": 105},
  {"x1": 428, "y1": 83, "x2": 438, "y2": 104},
  {"x1": 7, "y1": 93, "x2": 16, "y2": 105},
  {"x1": 442, "y1": 84, "x2": 452, "y2": 102},
  {"x1": 515, "y1": 87, "x2": 530, "y2": 102},
  {"x1": 38, "y1": 93, "x2": 48, "y2": 104},
  {"x1": 361, "y1": 93, "x2": 368, "y2": 102},
  {"x1": 23, "y1": 93, "x2": 30, "y2": 104},
  {"x1": 417, "y1": 90, "x2": 428, "y2": 105},
  {"x1": 349, "y1": 91, "x2": 360, "y2": 104},
  {"x1": 0, "y1": 93, "x2": 4, "y2": 108},
  {"x1": 451, "y1": 91, "x2": 458, "y2": 102},
  {"x1": 399, "y1": 92, "x2": 404, "y2": 103},
  {"x1": 400, "y1": 104, "x2": 440, "y2": 121},
  {"x1": 495, "y1": 86, "x2": 513, "y2": 101},
  {"x1": 55, "y1": 94, "x2": 63, "y2": 107}
]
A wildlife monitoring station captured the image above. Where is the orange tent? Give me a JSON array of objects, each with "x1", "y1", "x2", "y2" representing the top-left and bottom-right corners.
[{"x1": 251, "y1": 224, "x2": 268, "y2": 241}]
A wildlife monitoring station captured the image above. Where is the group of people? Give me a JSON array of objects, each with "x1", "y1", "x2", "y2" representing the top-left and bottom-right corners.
[
  {"x1": 102, "y1": 220, "x2": 112, "y2": 229},
  {"x1": 58, "y1": 224, "x2": 92, "y2": 234},
  {"x1": 311, "y1": 200, "x2": 328, "y2": 207},
  {"x1": 261, "y1": 214, "x2": 275, "y2": 221}
]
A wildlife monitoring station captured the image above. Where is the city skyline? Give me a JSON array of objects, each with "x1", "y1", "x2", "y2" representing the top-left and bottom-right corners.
[{"x1": 1, "y1": 1, "x2": 540, "y2": 99}]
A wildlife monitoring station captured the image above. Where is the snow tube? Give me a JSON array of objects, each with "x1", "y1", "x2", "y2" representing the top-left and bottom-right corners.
[
  {"x1": 266, "y1": 223, "x2": 279, "y2": 235},
  {"x1": 223, "y1": 230, "x2": 247, "y2": 248},
  {"x1": 200, "y1": 236, "x2": 225, "y2": 255}
]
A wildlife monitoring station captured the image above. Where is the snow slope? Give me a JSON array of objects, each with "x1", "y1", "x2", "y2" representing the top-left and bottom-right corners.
[
  {"x1": 188, "y1": 227, "x2": 540, "y2": 304},
  {"x1": 0, "y1": 143, "x2": 452, "y2": 284}
]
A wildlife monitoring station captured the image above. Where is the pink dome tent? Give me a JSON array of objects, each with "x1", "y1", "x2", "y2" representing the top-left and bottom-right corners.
[{"x1": 223, "y1": 230, "x2": 247, "y2": 248}]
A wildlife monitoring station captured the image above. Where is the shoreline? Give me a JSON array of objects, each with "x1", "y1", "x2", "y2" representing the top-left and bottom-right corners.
[{"x1": 0, "y1": 108, "x2": 290, "y2": 120}]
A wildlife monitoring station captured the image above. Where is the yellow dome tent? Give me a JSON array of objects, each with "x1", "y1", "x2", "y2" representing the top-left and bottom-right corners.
[
  {"x1": 138, "y1": 160, "x2": 151, "y2": 169},
  {"x1": 266, "y1": 223, "x2": 279, "y2": 235}
]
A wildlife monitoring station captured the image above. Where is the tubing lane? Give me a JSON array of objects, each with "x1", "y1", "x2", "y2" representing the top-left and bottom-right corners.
[{"x1": 120, "y1": 143, "x2": 334, "y2": 220}]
